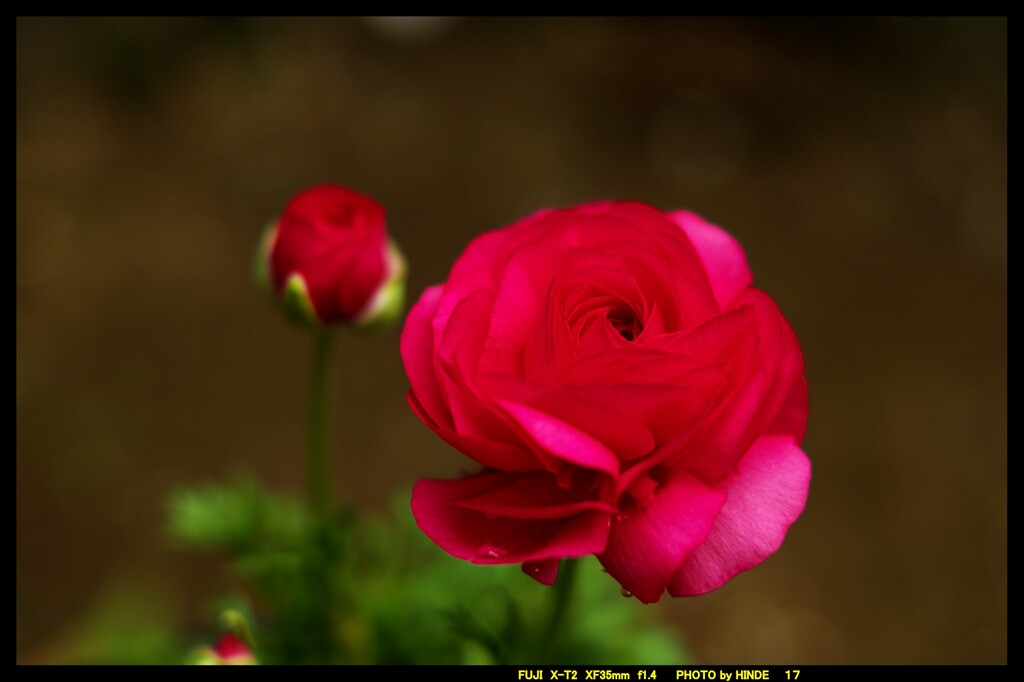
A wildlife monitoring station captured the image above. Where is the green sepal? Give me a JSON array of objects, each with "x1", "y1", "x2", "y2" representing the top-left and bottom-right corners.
[
  {"x1": 353, "y1": 239, "x2": 408, "y2": 334},
  {"x1": 283, "y1": 273, "x2": 322, "y2": 327}
]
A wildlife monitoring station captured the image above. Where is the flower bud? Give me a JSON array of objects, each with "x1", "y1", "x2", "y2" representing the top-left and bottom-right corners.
[
  {"x1": 192, "y1": 634, "x2": 257, "y2": 665},
  {"x1": 257, "y1": 184, "x2": 406, "y2": 329}
]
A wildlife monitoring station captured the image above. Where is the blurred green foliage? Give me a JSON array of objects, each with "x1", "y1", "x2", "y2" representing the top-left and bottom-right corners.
[
  {"x1": 168, "y1": 478, "x2": 309, "y2": 554},
  {"x1": 159, "y1": 478, "x2": 691, "y2": 665}
]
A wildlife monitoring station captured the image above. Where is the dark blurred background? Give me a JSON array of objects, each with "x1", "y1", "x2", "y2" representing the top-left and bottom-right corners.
[{"x1": 16, "y1": 17, "x2": 1006, "y2": 664}]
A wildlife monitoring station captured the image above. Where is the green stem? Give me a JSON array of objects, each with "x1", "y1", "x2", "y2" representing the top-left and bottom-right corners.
[
  {"x1": 308, "y1": 329, "x2": 334, "y2": 521},
  {"x1": 306, "y1": 328, "x2": 339, "y2": 662},
  {"x1": 544, "y1": 558, "x2": 579, "y2": 657}
]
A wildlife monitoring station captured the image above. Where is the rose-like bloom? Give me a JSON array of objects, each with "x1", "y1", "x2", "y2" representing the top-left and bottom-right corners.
[
  {"x1": 402, "y1": 202, "x2": 809, "y2": 603},
  {"x1": 257, "y1": 184, "x2": 406, "y2": 329}
]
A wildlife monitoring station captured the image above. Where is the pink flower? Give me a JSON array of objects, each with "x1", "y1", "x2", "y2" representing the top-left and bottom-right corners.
[
  {"x1": 402, "y1": 202, "x2": 809, "y2": 603},
  {"x1": 258, "y1": 184, "x2": 406, "y2": 328}
]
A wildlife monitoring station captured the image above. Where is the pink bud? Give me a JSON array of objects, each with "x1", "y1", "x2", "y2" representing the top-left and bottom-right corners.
[{"x1": 262, "y1": 184, "x2": 406, "y2": 329}]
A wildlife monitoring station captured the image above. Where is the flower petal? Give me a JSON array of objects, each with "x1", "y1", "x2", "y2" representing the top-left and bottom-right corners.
[
  {"x1": 744, "y1": 290, "x2": 807, "y2": 442},
  {"x1": 523, "y1": 559, "x2": 561, "y2": 585},
  {"x1": 692, "y1": 289, "x2": 806, "y2": 462},
  {"x1": 436, "y1": 290, "x2": 515, "y2": 441},
  {"x1": 481, "y1": 374, "x2": 657, "y2": 461},
  {"x1": 412, "y1": 473, "x2": 612, "y2": 564},
  {"x1": 770, "y1": 373, "x2": 808, "y2": 442},
  {"x1": 666, "y1": 293, "x2": 806, "y2": 481},
  {"x1": 456, "y1": 470, "x2": 616, "y2": 520},
  {"x1": 669, "y1": 435, "x2": 810, "y2": 596},
  {"x1": 669, "y1": 210, "x2": 752, "y2": 309},
  {"x1": 407, "y1": 391, "x2": 539, "y2": 472},
  {"x1": 400, "y1": 285, "x2": 450, "y2": 429},
  {"x1": 495, "y1": 400, "x2": 621, "y2": 476},
  {"x1": 599, "y1": 472, "x2": 725, "y2": 603}
]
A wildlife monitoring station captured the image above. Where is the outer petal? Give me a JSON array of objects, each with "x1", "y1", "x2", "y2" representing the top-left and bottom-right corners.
[
  {"x1": 407, "y1": 392, "x2": 539, "y2": 472},
  {"x1": 770, "y1": 373, "x2": 808, "y2": 442},
  {"x1": 404, "y1": 287, "x2": 541, "y2": 473},
  {"x1": 454, "y1": 470, "x2": 617, "y2": 520},
  {"x1": 412, "y1": 474, "x2": 612, "y2": 564},
  {"x1": 436, "y1": 290, "x2": 505, "y2": 437},
  {"x1": 400, "y1": 285, "x2": 450, "y2": 429},
  {"x1": 669, "y1": 435, "x2": 811, "y2": 597},
  {"x1": 727, "y1": 289, "x2": 807, "y2": 445},
  {"x1": 669, "y1": 210, "x2": 752, "y2": 310},
  {"x1": 523, "y1": 559, "x2": 561, "y2": 585},
  {"x1": 598, "y1": 472, "x2": 726, "y2": 604},
  {"x1": 673, "y1": 292, "x2": 806, "y2": 482}
]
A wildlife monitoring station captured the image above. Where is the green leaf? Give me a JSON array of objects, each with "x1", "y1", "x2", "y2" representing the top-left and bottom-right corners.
[{"x1": 166, "y1": 478, "x2": 309, "y2": 555}]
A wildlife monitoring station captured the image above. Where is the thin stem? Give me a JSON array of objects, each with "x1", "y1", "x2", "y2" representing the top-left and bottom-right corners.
[
  {"x1": 305, "y1": 328, "x2": 338, "y2": 662},
  {"x1": 307, "y1": 328, "x2": 334, "y2": 520},
  {"x1": 544, "y1": 558, "x2": 579, "y2": 657}
]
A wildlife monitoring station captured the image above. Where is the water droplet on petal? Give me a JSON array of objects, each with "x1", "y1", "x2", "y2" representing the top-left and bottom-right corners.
[
  {"x1": 615, "y1": 513, "x2": 629, "y2": 523},
  {"x1": 620, "y1": 586, "x2": 633, "y2": 598},
  {"x1": 476, "y1": 545, "x2": 507, "y2": 559}
]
